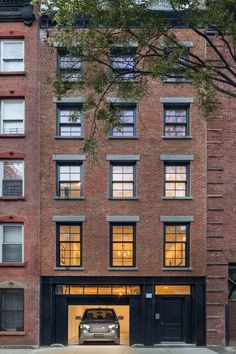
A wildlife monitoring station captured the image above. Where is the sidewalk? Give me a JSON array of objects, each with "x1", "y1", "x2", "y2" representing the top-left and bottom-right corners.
[{"x1": 0, "y1": 345, "x2": 229, "y2": 354}]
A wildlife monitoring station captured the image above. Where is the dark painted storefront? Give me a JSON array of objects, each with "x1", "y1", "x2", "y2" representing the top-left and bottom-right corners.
[{"x1": 40, "y1": 276, "x2": 206, "y2": 346}]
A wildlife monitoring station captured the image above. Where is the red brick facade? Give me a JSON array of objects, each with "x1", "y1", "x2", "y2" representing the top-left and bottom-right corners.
[
  {"x1": 0, "y1": 11, "x2": 40, "y2": 347},
  {"x1": 39, "y1": 29, "x2": 206, "y2": 279},
  {"x1": 1, "y1": 6, "x2": 236, "y2": 348}
]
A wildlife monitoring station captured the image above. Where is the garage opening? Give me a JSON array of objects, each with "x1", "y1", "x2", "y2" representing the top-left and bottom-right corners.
[{"x1": 68, "y1": 304, "x2": 130, "y2": 345}]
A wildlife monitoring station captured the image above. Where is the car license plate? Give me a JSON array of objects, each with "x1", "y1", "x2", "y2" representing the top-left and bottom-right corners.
[{"x1": 94, "y1": 334, "x2": 104, "y2": 338}]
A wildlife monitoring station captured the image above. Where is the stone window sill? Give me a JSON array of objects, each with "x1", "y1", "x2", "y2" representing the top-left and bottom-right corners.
[
  {"x1": 0, "y1": 71, "x2": 25, "y2": 76},
  {"x1": 162, "y1": 197, "x2": 193, "y2": 200},
  {"x1": 54, "y1": 266, "x2": 84, "y2": 271},
  {"x1": 0, "y1": 331, "x2": 25, "y2": 336},
  {"x1": 0, "y1": 134, "x2": 25, "y2": 138},
  {"x1": 55, "y1": 136, "x2": 84, "y2": 140},
  {"x1": 109, "y1": 197, "x2": 139, "y2": 200},
  {"x1": 55, "y1": 197, "x2": 85, "y2": 200},
  {"x1": 163, "y1": 78, "x2": 191, "y2": 84},
  {"x1": 162, "y1": 267, "x2": 193, "y2": 271},
  {"x1": 162, "y1": 136, "x2": 192, "y2": 140},
  {"x1": 0, "y1": 197, "x2": 25, "y2": 201},
  {"x1": 108, "y1": 267, "x2": 138, "y2": 271},
  {"x1": 0, "y1": 262, "x2": 26, "y2": 267},
  {"x1": 108, "y1": 136, "x2": 138, "y2": 140}
]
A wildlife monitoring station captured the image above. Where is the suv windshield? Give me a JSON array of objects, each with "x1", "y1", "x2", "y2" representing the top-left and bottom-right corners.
[{"x1": 82, "y1": 309, "x2": 116, "y2": 321}]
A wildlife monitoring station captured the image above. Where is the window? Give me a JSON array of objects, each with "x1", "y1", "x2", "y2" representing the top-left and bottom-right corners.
[
  {"x1": 56, "y1": 284, "x2": 141, "y2": 295},
  {"x1": 0, "y1": 40, "x2": 24, "y2": 72},
  {"x1": 0, "y1": 100, "x2": 24, "y2": 134},
  {"x1": 110, "y1": 224, "x2": 135, "y2": 267},
  {"x1": 57, "y1": 163, "x2": 82, "y2": 198},
  {"x1": 229, "y1": 264, "x2": 236, "y2": 299},
  {"x1": 57, "y1": 105, "x2": 83, "y2": 137},
  {"x1": 110, "y1": 163, "x2": 136, "y2": 198},
  {"x1": 0, "y1": 224, "x2": 23, "y2": 263},
  {"x1": 164, "y1": 105, "x2": 189, "y2": 137},
  {"x1": 0, "y1": 160, "x2": 24, "y2": 197},
  {"x1": 58, "y1": 50, "x2": 82, "y2": 82},
  {"x1": 0, "y1": 289, "x2": 24, "y2": 331},
  {"x1": 110, "y1": 105, "x2": 136, "y2": 137},
  {"x1": 163, "y1": 46, "x2": 189, "y2": 82},
  {"x1": 164, "y1": 163, "x2": 189, "y2": 197},
  {"x1": 110, "y1": 47, "x2": 136, "y2": 81},
  {"x1": 164, "y1": 224, "x2": 189, "y2": 267},
  {"x1": 57, "y1": 224, "x2": 82, "y2": 267},
  {"x1": 155, "y1": 285, "x2": 191, "y2": 295}
]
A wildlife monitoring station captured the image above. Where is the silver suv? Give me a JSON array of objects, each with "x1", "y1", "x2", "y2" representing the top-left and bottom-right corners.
[{"x1": 78, "y1": 308, "x2": 123, "y2": 345}]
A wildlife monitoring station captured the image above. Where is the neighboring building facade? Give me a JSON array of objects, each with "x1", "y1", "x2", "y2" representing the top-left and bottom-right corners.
[
  {"x1": 39, "y1": 18, "x2": 206, "y2": 346},
  {"x1": 0, "y1": 1, "x2": 40, "y2": 347}
]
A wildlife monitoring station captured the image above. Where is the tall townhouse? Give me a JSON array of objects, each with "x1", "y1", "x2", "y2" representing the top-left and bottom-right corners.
[
  {"x1": 0, "y1": 1, "x2": 40, "y2": 347},
  {"x1": 39, "y1": 10, "x2": 206, "y2": 347}
]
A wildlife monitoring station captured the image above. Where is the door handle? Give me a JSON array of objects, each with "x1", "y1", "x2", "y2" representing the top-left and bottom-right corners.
[
  {"x1": 161, "y1": 321, "x2": 164, "y2": 325},
  {"x1": 155, "y1": 313, "x2": 160, "y2": 320}
]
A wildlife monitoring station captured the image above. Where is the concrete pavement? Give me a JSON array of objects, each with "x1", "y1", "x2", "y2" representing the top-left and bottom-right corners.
[
  {"x1": 0, "y1": 346, "x2": 236, "y2": 354},
  {"x1": 0, "y1": 345, "x2": 230, "y2": 354}
]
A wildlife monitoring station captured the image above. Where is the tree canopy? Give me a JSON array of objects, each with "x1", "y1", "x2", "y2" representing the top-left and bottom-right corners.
[{"x1": 37, "y1": 0, "x2": 236, "y2": 154}]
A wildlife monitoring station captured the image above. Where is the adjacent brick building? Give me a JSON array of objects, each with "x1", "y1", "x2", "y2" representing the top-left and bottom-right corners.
[{"x1": 0, "y1": 0, "x2": 40, "y2": 347}]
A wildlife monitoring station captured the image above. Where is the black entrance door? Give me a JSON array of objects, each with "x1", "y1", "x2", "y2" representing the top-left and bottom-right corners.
[{"x1": 154, "y1": 297, "x2": 185, "y2": 343}]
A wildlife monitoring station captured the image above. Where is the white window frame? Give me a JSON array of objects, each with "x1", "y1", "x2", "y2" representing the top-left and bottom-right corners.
[
  {"x1": 0, "y1": 99, "x2": 25, "y2": 134},
  {"x1": 0, "y1": 40, "x2": 24, "y2": 72},
  {"x1": 0, "y1": 224, "x2": 24, "y2": 263},
  {"x1": 0, "y1": 160, "x2": 24, "y2": 197}
]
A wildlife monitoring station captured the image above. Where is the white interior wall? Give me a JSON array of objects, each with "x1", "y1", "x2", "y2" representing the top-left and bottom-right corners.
[{"x1": 68, "y1": 304, "x2": 129, "y2": 345}]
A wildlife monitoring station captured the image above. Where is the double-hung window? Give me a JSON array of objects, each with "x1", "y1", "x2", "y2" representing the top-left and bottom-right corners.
[
  {"x1": 57, "y1": 224, "x2": 82, "y2": 267},
  {"x1": 110, "y1": 47, "x2": 136, "y2": 81},
  {"x1": 0, "y1": 224, "x2": 23, "y2": 263},
  {"x1": 110, "y1": 224, "x2": 135, "y2": 267},
  {"x1": 110, "y1": 163, "x2": 136, "y2": 198},
  {"x1": 0, "y1": 40, "x2": 24, "y2": 72},
  {"x1": 164, "y1": 224, "x2": 189, "y2": 267},
  {"x1": 164, "y1": 105, "x2": 189, "y2": 137},
  {"x1": 163, "y1": 46, "x2": 189, "y2": 82},
  {"x1": 0, "y1": 289, "x2": 24, "y2": 332},
  {"x1": 58, "y1": 50, "x2": 82, "y2": 82},
  {"x1": 110, "y1": 105, "x2": 136, "y2": 137},
  {"x1": 164, "y1": 163, "x2": 189, "y2": 197},
  {"x1": 0, "y1": 100, "x2": 25, "y2": 134},
  {"x1": 57, "y1": 163, "x2": 83, "y2": 198},
  {"x1": 57, "y1": 105, "x2": 83, "y2": 137},
  {"x1": 0, "y1": 160, "x2": 24, "y2": 197}
]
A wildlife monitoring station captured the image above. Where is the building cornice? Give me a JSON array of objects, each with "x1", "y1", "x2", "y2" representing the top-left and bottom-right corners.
[{"x1": 0, "y1": 0, "x2": 35, "y2": 26}]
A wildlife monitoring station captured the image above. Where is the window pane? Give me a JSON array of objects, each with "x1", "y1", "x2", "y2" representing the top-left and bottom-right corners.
[
  {"x1": 59, "y1": 224, "x2": 81, "y2": 266},
  {"x1": 2, "y1": 245, "x2": 22, "y2": 262},
  {"x1": 164, "y1": 224, "x2": 188, "y2": 267},
  {"x1": 111, "y1": 224, "x2": 134, "y2": 267},
  {"x1": 3, "y1": 121, "x2": 24, "y2": 134},
  {"x1": 3, "y1": 100, "x2": 24, "y2": 120},
  {"x1": 4, "y1": 162, "x2": 23, "y2": 179},
  {"x1": 155, "y1": 285, "x2": 191, "y2": 295},
  {"x1": 3, "y1": 42, "x2": 23, "y2": 59},
  {"x1": 3, "y1": 226, "x2": 22, "y2": 243},
  {"x1": 0, "y1": 290, "x2": 24, "y2": 331}
]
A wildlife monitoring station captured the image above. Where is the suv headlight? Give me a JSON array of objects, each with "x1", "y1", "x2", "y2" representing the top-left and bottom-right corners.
[
  {"x1": 80, "y1": 324, "x2": 90, "y2": 329},
  {"x1": 109, "y1": 324, "x2": 119, "y2": 329}
]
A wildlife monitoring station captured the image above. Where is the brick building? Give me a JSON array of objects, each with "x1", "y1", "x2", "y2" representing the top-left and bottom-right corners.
[
  {"x1": 0, "y1": 2, "x2": 236, "y2": 349},
  {"x1": 0, "y1": 0, "x2": 40, "y2": 347},
  {"x1": 39, "y1": 17, "x2": 206, "y2": 346}
]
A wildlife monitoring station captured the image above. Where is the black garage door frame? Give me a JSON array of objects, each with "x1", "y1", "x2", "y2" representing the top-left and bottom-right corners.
[{"x1": 40, "y1": 276, "x2": 205, "y2": 347}]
